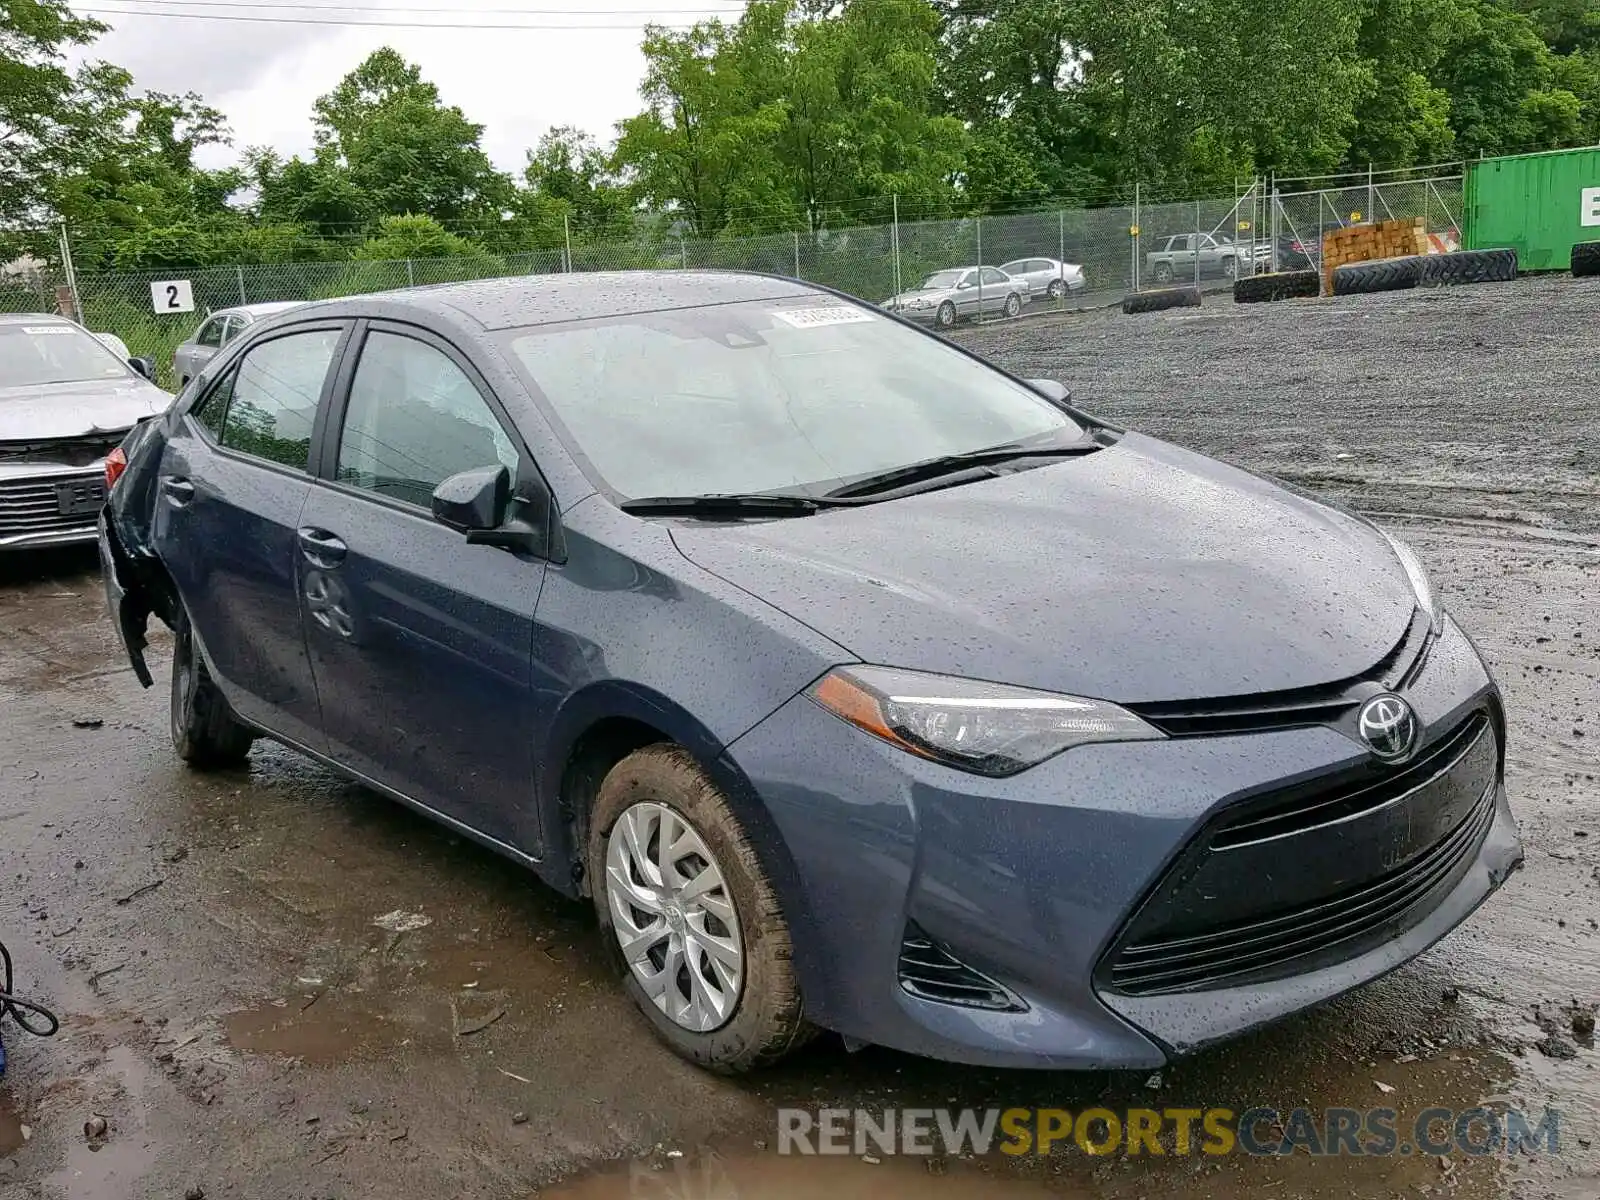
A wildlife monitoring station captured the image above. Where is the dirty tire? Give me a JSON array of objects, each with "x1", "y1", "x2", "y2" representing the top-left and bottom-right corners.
[
  {"x1": 587, "y1": 745, "x2": 815, "y2": 1074},
  {"x1": 1572, "y1": 240, "x2": 1600, "y2": 277},
  {"x1": 170, "y1": 617, "x2": 254, "y2": 769},
  {"x1": 1233, "y1": 269, "x2": 1321, "y2": 304},
  {"x1": 935, "y1": 301, "x2": 956, "y2": 328},
  {"x1": 1419, "y1": 248, "x2": 1517, "y2": 287},
  {"x1": 1122, "y1": 286, "x2": 1202, "y2": 315},
  {"x1": 1331, "y1": 256, "x2": 1424, "y2": 296}
]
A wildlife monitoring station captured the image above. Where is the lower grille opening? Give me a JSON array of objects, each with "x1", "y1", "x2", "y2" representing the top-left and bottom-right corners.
[
  {"x1": 1106, "y1": 784, "x2": 1496, "y2": 996},
  {"x1": 898, "y1": 924, "x2": 1025, "y2": 1012}
]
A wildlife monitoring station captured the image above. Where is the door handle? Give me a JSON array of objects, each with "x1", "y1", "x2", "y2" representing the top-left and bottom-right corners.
[
  {"x1": 296, "y1": 527, "x2": 347, "y2": 568},
  {"x1": 161, "y1": 477, "x2": 195, "y2": 505}
]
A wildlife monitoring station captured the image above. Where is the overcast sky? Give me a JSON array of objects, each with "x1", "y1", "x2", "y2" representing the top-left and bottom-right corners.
[{"x1": 71, "y1": 2, "x2": 747, "y2": 173}]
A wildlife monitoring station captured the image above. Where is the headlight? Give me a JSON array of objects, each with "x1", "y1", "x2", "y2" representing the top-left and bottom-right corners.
[
  {"x1": 1380, "y1": 530, "x2": 1444, "y2": 635},
  {"x1": 807, "y1": 666, "x2": 1165, "y2": 777}
]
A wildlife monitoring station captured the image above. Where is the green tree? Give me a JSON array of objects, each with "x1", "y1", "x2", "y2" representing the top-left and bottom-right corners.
[
  {"x1": 352, "y1": 213, "x2": 486, "y2": 260},
  {"x1": 0, "y1": 0, "x2": 128, "y2": 220},
  {"x1": 312, "y1": 48, "x2": 515, "y2": 226},
  {"x1": 523, "y1": 125, "x2": 636, "y2": 241},
  {"x1": 1434, "y1": 0, "x2": 1579, "y2": 155}
]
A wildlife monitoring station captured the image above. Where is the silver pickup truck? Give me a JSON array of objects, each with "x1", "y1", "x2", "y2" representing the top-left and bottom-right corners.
[{"x1": 1145, "y1": 234, "x2": 1271, "y2": 282}]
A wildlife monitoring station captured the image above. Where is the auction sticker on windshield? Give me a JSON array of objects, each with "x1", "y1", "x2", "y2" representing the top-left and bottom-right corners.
[
  {"x1": 770, "y1": 306, "x2": 876, "y2": 328},
  {"x1": 22, "y1": 326, "x2": 76, "y2": 336}
]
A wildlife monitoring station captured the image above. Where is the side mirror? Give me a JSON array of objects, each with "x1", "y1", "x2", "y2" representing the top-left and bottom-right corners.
[
  {"x1": 1027, "y1": 378, "x2": 1071, "y2": 404},
  {"x1": 129, "y1": 356, "x2": 157, "y2": 382},
  {"x1": 432, "y1": 464, "x2": 510, "y2": 533},
  {"x1": 956, "y1": 278, "x2": 974, "y2": 290}
]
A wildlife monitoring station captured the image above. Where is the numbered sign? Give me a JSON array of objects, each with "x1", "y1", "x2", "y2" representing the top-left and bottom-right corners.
[{"x1": 151, "y1": 280, "x2": 195, "y2": 314}]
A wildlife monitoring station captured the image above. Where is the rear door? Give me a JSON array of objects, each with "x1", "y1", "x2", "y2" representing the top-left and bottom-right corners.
[
  {"x1": 297, "y1": 322, "x2": 548, "y2": 848},
  {"x1": 155, "y1": 322, "x2": 350, "y2": 751},
  {"x1": 981, "y1": 267, "x2": 1012, "y2": 312},
  {"x1": 176, "y1": 315, "x2": 227, "y2": 383}
]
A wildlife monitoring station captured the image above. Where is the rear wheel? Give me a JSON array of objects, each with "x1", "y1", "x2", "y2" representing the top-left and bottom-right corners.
[
  {"x1": 1047, "y1": 279, "x2": 1066, "y2": 300},
  {"x1": 588, "y1": 745, "x2": 812, "y2": 1074},
  {"x1": 170, "y1": 618, "x2": 254, "y2": 769},
  {"x1": 1153, "y1": 262, "x2": 1173, "y2": 283},
  {"x1": 1003, "y1": 292, "x2": 1022, "y2": 317}
]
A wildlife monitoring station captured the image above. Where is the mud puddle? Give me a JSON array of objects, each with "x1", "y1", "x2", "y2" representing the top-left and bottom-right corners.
[
  {"x1": 0, "y1": 1091, "x2": 28, "y2": 1157},
  {"x1": 535, "y1": 1153, "x2": 1067, "y2": 1199}
]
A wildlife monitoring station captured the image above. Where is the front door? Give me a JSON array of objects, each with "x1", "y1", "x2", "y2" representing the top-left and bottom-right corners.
[
  {"x1": 155, "y1": 325, "x2": 348, "y2": 750},
  {"x1": 298, "y1": 325, "x2": 546, "y2": 849}
]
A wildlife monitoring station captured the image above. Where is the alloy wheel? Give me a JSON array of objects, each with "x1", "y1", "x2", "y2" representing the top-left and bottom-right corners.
[{"x1": 604, "y1": 801, "x2": 744, "y2": 1033}]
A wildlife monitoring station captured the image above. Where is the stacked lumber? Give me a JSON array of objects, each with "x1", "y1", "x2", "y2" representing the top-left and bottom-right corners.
[{"x1": 1320, "y1": 218, "x2": 1430, "y2": 294}]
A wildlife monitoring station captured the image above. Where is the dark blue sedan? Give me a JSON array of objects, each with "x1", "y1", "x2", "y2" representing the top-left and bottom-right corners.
[{"x1": 98, "y1": 272, "x2": 1521, "y2": 1073}]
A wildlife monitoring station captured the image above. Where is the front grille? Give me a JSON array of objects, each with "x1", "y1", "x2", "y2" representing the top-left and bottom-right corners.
[
  {"x1": 1212, "y1": 712, "x2": 1490, "y2": 849},
  {"x1": 1107, "y1": 786, "x2": 1495, "y2": 996},
  {"x1": 898, "y1": 924, "x2": 1024, "y2": 1012},
  {"x1": 1128, "y1": 609, "x2": 1433, "y2": 737},
  {"x1": 1100, "y1": 708, "x2": 1500, "y2": 997},
  {"x1": 0, "y1": 473, "x2": 103, "y2": 535}
]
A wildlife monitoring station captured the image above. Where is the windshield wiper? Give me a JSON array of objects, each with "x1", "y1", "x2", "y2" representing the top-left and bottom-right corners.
[
  {"x1": 620, "y1": 493, "x2": 854, "y2": 518},
  {"x1": 825, "y1": 440, "x2": 1103, "y2": 499}
]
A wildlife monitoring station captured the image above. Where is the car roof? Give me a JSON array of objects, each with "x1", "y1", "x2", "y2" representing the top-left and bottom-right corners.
[
  {"x1": 227, "y1": 301, "x2": 305, "y2": 318},
  {"x1": 311, "y1": 271, "x2": 824, "y2": 332}
]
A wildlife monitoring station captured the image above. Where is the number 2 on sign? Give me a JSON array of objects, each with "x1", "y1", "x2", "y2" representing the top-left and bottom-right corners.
[{"x1": 150, "y1": 280, "x2": 195, "y2": 314}]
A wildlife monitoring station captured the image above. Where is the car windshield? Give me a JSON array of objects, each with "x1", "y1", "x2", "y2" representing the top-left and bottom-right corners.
[
  {"x1": 501, "y1": 298, "x2": 1083, "y2": 501},
  {"x1": 920, "y1": 271, "x2": 963, "y2": 289},
  {"x1": 0, "y1": 322, "x2": 130, "y2": 388}
]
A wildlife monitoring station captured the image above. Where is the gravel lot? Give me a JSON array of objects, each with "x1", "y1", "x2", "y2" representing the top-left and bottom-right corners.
[
  {"x1": 0, "y1": 274, "x2": 1595, "y2": 1200},
  {"x1": 956, "y1": 274, "x2": 1600, "y2": 536}
]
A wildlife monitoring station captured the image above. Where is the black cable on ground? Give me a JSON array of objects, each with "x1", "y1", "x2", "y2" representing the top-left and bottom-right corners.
[{"x1": 1, "y1": 938, "x2": 61, "y2": 1039}]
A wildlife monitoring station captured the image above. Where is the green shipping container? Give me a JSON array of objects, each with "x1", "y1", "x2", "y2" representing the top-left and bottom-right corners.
[{"x1": 1466, "y1": 147, "x2": 1600, "y2": 270}]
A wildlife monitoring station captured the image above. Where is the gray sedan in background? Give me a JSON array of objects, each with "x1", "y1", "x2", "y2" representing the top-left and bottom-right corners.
[
  {"x1": 883, "y1": 266, "x2": 1027, "y2": 328},
  {"x1": 999, "y1": 257, "x2": 1087, "y2": 299},
  {"x1": 172, "y1": 301, "x2": 303, "y2": 385}
]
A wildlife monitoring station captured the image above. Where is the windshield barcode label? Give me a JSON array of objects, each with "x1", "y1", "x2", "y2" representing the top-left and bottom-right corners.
[{"x1": 770, "y1": 307, "x2": 875, "y2": 328}]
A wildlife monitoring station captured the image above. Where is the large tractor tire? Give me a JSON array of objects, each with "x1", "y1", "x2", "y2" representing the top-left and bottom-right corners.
[
  {"x1": 1234, "y1": 270, "x2": 1321, "y2": 304},
  {"x1": 1418, "y1": 248, "x2": 1517, "y2": 287},
  {"x1": 1331, "y1": 257, "x2": 1424, "y2": 296},
  {"x1": 1121, "y1": 286, "x2": 1203, "y2": 315}
]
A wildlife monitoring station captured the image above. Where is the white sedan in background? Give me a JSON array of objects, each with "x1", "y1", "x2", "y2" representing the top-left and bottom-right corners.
[{"x1": 999, "y1": 257, "x2": 1087, "y2": 300}]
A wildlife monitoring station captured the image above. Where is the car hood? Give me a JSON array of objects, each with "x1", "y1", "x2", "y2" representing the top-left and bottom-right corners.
[
  {"x1": 670, "y1": 433, "x2": 1417, "y2": 704},
  {"x1": 0, "y1": 378, "x2": 173, "y2": 442},
  {"x1": 888, "y1": 286, "x2": 955, "y2": 306}
]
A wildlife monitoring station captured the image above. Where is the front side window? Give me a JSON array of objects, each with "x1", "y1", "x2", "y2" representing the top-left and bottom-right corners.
[
  {"x1": 215, "y1": 329, "x2": 340, "y2": 471},
  {"x1": 921, "y1": 270, "x2": 964, "y2": 290},
  {"x1": 0, "y1": 322, "x2": 131, "y2": 388},
  {"x1": 337, "y1": 331, "x2": 518, "y2": 510},
  {"x1": 501, "y1": 298, "x2": 1082, "y2": 502}
]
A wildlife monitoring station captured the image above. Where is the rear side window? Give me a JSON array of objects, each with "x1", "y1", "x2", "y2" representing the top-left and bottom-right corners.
[
  {"x1": 213, "y1": 329, "x2": 341, "y2": 472},
  {"x1": 982, "y1": 267, "x2": 1008, "y2": 285},
  {"x1": 336, "y1": 331, "x2": 518, "y2": 509},
  {"x1": 195, "y1": 317, "x2": 226, "y2": 348}
]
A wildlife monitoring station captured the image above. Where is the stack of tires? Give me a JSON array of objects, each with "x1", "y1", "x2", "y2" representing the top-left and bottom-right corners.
[
  {"x1": 1233, "y1": 270, "x2": 1320, "y2": 304},
  {"x1": 1572, "y1": 241, "x2": 1600, "y2": 277},
  {"x1": 1121, "y1": 286, "x2": 1203, "y2": 315},
  {"x1": 1333, "y1": 248, "x2": 1517, "y2": 295}
]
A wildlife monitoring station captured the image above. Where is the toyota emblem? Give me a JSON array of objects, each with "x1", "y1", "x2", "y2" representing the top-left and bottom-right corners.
[{"x1": 1357, "y1": 694, "x2": 1419, "y2": 762}]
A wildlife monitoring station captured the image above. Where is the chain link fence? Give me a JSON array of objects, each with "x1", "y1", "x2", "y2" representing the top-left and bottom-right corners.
[{"x1": 0, "y1": 174, "x2": 1465, "y2": 385}]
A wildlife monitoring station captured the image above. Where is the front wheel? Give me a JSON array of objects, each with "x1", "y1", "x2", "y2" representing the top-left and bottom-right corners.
[
  {"x1": 588, "y1": 745, "x2": 813, "y2": 1074},
  {"x1": 170, "y1": 618, "x2": 254, "y2": 769},
  {"x1": 935, "y1": 301, "x2": 956, "y2": 328},
  {"x1": 1221, "y1": 255, "x2": 1238, "y2": 278}
]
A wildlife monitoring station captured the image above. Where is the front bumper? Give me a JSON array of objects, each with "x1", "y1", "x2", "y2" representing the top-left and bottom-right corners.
[
  {"x1": 0, "y1": 464, "x2": 107, "y2": 551},
  {"x1": 726, "y1": 614, "x2": 1520, "y2": 1069}
]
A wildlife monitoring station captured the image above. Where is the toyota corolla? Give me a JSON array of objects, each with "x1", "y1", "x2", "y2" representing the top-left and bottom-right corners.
[{"x1": 98, "y1": 272, "x2": 1521, "y2": 1073}]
